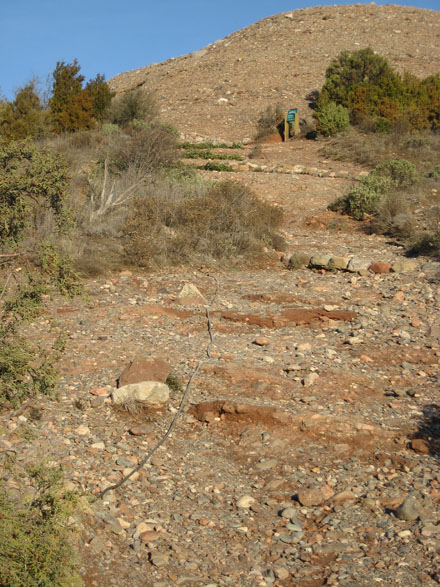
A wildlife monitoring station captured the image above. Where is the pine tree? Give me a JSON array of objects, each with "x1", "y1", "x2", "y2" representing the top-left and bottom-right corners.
[{"x1": 49, "y1": 59, "x2": 94, "y2": 133}]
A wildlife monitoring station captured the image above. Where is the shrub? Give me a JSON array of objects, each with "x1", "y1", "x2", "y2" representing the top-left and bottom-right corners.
[
  {"x1": 0, "y1": 140, "x2": 71, "y2": 248},
  {"x1": 408, "y1": 230, "x2": 440, "y2": 258},
  {"x1": 85, "y1": 73, "x2": 114, "y2": 122},
  {"x1": 317, "y1": 48, "x2": 397, "y2": 111},
  {"x1": 329, "y1": 159, "x2": 418, "y2": 220},
  {"x1": 109, "y1": 89, "x2": 158, "y2": 127},
  {"x1": 0, "y1": 462, "x2": 80, "y2": 585},
  {"x1": 39, "y1": 242, "x2": 83, "y2": 297},
  {"x1": 330, "y1": 177, "x2": 390, "y2": 220},
  {"x1": 314, "y1": 102, "x2": 349, "y2": 137},
  {"x1": 429, "y1": 165, "x2": 440, "y2": 179},
  {"x1": 255, "y1": 104, "x2": 284, "y2": 141},
  {"x1": 123, "y1": 179, "x2": 284, "y2": 267},
  {"x1": 198, "y1": 162, "x2": 235, "y2": 172},
  {"x1": 316, "y1": 48, "x2": 440, "y2": 132},
  {"x1": 102, "y1": 121, "x2": 178, "y2": 174},
  {"x1": 0, "y1": 330, "x2": 61, "y2": 409},
  {"x1": 0, "y1": 81, "x2": 44, "y2": 142}
]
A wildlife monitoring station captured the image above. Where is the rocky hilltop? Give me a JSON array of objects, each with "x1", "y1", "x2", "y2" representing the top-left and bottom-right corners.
[{"x1": 109, "y1": 4, "x2": 440, "y2": 140}]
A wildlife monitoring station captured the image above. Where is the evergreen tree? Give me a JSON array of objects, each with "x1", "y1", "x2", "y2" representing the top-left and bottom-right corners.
[
  {"x1": 0, "y1": 81, "x2": 43, "y2": 142},
  {"x1": 85, "y1": 73, "x2": 114, "y2": 122},
  {"x1": 49, "y1": 59, "x2": 94, "y2": 133}
]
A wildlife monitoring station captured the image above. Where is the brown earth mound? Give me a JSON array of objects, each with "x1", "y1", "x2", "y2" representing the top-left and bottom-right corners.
[{"x1": 109, "y1": 4, "x2": 440, "y2": 141}]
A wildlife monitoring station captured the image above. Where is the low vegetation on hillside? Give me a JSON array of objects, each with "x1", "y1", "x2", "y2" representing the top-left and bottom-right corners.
[
  {"x1": 0, "y1": 59, "x2": 287, "y2": 582},
  {"x1": 314, "y1": 48, "x2": 440, "y2": 135},
  {"x1": 308, "y1": 49, "x2": 440, "y2": 258}
]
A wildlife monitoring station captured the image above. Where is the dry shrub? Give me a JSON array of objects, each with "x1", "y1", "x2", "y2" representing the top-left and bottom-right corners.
[
  {"x1": 103, "y1": 122, "x2": 178, "y2": 173},
  {"x1": 322, "y1": 127, "x2": 440, "y2": 170},
  {"x1": 255, "y1": 104, "x2": 284, "y2": 142},
  {"x1": 123, "y1": 179, "x2": 285, "y2": 268},
  {"x1": 371, "y1": 191, "x2": 415, "y2": 238},
  {"x1": 109, "y1": 89, "x2": 158, "y2": 128}
]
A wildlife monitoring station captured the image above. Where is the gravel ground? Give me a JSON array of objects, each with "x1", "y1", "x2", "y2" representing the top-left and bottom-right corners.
[{"x1": 1, "y1": 144, "x2": 439, "y2": 586}]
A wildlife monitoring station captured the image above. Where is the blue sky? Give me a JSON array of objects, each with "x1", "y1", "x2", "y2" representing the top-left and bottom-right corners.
[{"x1": 1, "y1": 0, "x2": 438, "y2": 100}]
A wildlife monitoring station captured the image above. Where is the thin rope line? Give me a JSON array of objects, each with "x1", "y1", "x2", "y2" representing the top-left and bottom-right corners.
[{"x1": 95, "y1": 274, "x2": 218, "y2": 500}]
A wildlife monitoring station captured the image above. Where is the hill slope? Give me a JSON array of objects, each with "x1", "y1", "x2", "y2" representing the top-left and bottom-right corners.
[{"x1": 109, "y1": 4, "x2": 440, "y2": 141}]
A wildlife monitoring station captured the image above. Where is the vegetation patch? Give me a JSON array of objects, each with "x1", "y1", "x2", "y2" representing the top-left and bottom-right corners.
[
  {"x1": 315, "y1": 47, "x2": 440, "y2": 135},
  {"x1": 329, "y1": 159, "x2": 419, "y2": 220},
  {"x1": 180, "y1": 141, "x2": 243, "y2": 150},
  {"x1": 123, "y1": 179, "x2": 285, "y2": 268},
  {"x1": 0, "y1": 461, "x2": 81, "y2": 586},
  {"x1": 182, "y1": 149, "x2": 244, "y2": 161},
  {"x1": 197, "y1": 162, "x2": 235, "y2": 172}
]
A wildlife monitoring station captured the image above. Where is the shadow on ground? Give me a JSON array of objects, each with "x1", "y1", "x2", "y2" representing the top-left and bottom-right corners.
[{"x1": 414, "y1": 404, "x2": 440, "y2": 460}]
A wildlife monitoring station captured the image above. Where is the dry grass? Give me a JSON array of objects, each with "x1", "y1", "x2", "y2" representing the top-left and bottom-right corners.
[
  {"x1": 123, "y1": 179, "x2": 285, "y2": 268},
  {"x1": 321, "y1": 127, "x2": 440, "y2": 172}
]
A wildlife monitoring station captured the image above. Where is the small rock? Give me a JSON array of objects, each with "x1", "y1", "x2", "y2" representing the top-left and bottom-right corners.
[
  {"x1": 347, "y1": 258, "x2": 371, "y2": 273},
  {"x1": 149, "y1": 553, "x2": 169, "y2": 567},
  {"x1": 410, "y1": 438, "x2": 430, "y2": 454},
  {"x1": 369, "y1": 262, "x2": 392, "y2": 274},
  {"x1": 254, "y1": 336, "x2": 270, "y2": 346},
  {"x1": 309, "y1": 254, "x2": 331, "y2": 269},
  {"x1": 136, "y1": 522, "x2": 154, "y2": 534},
  {"x1": 118, "y1": 357, "x2": 171, "y2": 387},
  {"x1": 255, "y1": 458, "x2": 278, "y2": 471},
  {"x1": 140, "y1": 530, "x2": 161, "y2": 543},
  {"x1": 394, "y1": 496, "x2": 423, "y2": 521},
  {"x1": 237, "y1": 495, "x2": 255, "y2": 508},
  {"x1": 288, "y1": 252, "x2": 311, "y2": 269},
  {"x1": 129, "y1": 424, "x2": 154, "y2": 436},
  {"x1": 328, "y1": 256, "x2": 349, "y2": 271},
  {"x1": 90, "y1": 387, "x2": 109, "y2": 396},
  {"x1": 297, "y1": 484, "x2": 334, "y2": 506},
  {"x1": 91, "y1": 441, "x2": 105, "y2": 450},
  {"x1": 76, "y1": 425, "x2": 90, "y2": 436},
  {"x1": 392, "y1": 259, "x2": 417, "y2": 273},
  {"x1": 279, "y1": 507, "x2": 297, "y2": 519},
  {"x1": 89, "y1": 535, "x2": 107, "y2": 553},
  {"x1": 302, "y1": 372, "x2": 319, "y2": 386},
  {"x1": 274, "y1": 566, "x2": 290, "y2": 580},
  {"x1": 112, "y1": 382, "x2": 170, "y2": 406},
  {"x1": 333, "y1": 490, "x2": 357, "y2": 504}
]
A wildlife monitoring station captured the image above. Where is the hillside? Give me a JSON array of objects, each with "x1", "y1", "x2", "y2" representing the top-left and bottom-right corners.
[
  {"x1": 109, "y1": 4, "x2": 440, "y2": 141},
  {"x1": 2, "y1": 5, "x2": 440, "y2": 586}
]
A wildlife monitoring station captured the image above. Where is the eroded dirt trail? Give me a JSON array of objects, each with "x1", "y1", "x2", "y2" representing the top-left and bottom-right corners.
[{"x1": 3, "y1": 140, "x2": 440, "y2": 586}]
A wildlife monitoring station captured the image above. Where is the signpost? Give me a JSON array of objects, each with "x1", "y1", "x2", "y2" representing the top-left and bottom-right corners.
[{"x1": 284, "y1": 108, "x2": 299, "y2": 141}]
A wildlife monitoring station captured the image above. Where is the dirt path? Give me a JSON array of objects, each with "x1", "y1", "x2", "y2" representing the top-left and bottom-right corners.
[{"x1": 2, "y1": 140, "x2": 440, "y2": 586}]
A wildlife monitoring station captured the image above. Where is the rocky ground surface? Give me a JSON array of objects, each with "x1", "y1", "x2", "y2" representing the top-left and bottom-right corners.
[{"x1": 1, "y1": 138, "x2": 439, "y2": 586}]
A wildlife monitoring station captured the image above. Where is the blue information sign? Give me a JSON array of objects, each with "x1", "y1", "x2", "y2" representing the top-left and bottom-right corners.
[{"x1": 286, "y1": 108, "x2": 297, "y2": 122}]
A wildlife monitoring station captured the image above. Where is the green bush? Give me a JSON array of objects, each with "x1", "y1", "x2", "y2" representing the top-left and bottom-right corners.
[
  {"x1": 198, "y1": 162, "x2": 235, "y2": 172},
  {"x1": 0, "y1": 462, "x2": 80, "y2": 585},
  {"x1": 182, "y1": 149, "x2": 243, "y2": 161},
  {"x1": 0, "y1": 140, "x2": 71, "y2": 248},
  {"x1": 0, "y1": 81, "x2": 44, "y2": 143},
  {"x1": 429, "y1": 165, "x2": 440, "y2": 179},
  {"x1": 330, "y1": 159, "x2": 418, "y2": 220},
  {"x1": 314, "y1": 102, "x2": 349, "y2": 137},
  {"x1": 372, "y1": 159, "x2": 419, "y2": 187},
  {"x1": 316, "y1": 48, "x2": 440, "y2": 133},
  {"x1": 85, "y1": 73, "x2": 114, "y2": 122}
]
